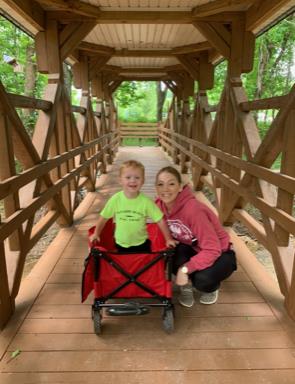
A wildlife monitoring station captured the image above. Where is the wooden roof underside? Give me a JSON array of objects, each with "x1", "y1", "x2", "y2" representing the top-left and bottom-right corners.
[{"x1": 0, "y1": 0, "x2": 294, "y2": 81}]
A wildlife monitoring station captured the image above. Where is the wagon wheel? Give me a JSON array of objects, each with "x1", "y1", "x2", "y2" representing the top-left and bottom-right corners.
[
  {"x1": 162, "y1": 308, "x2": 174, "y2": 334},
  {"x1": 93, "y1": 310, "x2": 102, "y2": 335}
]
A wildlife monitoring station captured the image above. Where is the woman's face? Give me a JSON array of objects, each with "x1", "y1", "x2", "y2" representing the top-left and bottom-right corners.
[{"x1": 156, "y1": 171, "x2": 182, "y2": 207}]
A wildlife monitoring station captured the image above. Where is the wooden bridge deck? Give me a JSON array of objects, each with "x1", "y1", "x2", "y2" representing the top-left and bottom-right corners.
[{"x1": 1, "y1": 147, "x2": 295, "y2": 384}]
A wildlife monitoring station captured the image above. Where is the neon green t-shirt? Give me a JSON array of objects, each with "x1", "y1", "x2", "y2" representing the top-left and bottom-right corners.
[{"x1": 100, "y1": 191, "x2": 163, "y2": 247}]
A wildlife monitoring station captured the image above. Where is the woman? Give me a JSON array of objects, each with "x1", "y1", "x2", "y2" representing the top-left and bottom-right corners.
[{"x1": 155, "y1": 166, "x2": 237, "y2": 307}]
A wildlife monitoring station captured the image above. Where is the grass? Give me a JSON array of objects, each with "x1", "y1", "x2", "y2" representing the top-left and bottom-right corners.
[{"x1": 121, "y1": 138, "x2": 158, "y2": 146}]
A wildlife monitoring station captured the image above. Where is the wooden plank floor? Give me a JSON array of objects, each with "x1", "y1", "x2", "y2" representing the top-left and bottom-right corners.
[{"x1": 1, "y1": 147, "x2": 295, "y2": 383}]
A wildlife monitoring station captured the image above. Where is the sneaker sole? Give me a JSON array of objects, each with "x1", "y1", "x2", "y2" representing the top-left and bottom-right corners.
[
  {"x1": 178, "y1": 298, "x2": 195, "y2": 308},
  {"x1": 199, "y1": 299, "x2": 217, "y2": 305}
]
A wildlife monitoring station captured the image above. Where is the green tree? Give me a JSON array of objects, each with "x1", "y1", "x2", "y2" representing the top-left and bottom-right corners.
[{"x1": 0, "y1": 16, "x2": 47, "y2": 135}]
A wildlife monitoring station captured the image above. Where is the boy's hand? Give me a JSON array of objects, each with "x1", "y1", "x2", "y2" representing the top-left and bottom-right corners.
[
  {"x1": 89, "y1": 233, "x2": 100, "y2": 244},
  {"x1": 166, "y1": 238, "x2": 178, "y2": 248}
]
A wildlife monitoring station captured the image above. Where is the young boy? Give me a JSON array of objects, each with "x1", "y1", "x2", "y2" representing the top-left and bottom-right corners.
[{"x1": 90, "y1": 160, "x2": 177, "y2": 252}]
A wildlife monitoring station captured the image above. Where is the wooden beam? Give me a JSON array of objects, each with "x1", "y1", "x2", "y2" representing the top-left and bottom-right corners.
[
  {"x1": 7, "y1": 93, "x2": 52, "y2": 111},
  {"x1": 35, "y1": 0, "x2": 102, "y2": 18},
  {"x1": 165, "y1": 65, "x2": 184, "y2": 72},
  {"x1": 96, "y1": 11, "x2": 193, "y2": 24},
  {"x1": 199, "y1": 52, "x2": 214, "y2": 90},
  {"x1": 89, "y1": 56, "x2": 111, "y2": 80},
  {"x1": 229, "y1": 17, "x2": 245, "y2": 76},
  {"x1": 246, "y1": 0, "x2": 292, "y2": 31},
  {"x1": 210, "y1": 22, "x2": 231, "y2": 45},
  {"x1": 118, "y1": 67, "x2": 168, "y2": 74},
  {"x1": 242, "y1": 30, "x2": 255, "y2": 72},
  {"x1": 193, "y1": 21, "x2": 230, "y2": 58},
  {"x1": 60, "y1": 21, "x2": 96, "y2": 61},
  {"x1": 3, "y1": 0, "x2": 45, "y2": 31},
  {"x1": 176, "y1": 55, "x2": 199, "y2": 80},
  {"x1": 120, "y1": 76, "x2": 164, "y2": 81},
  {"x1": 46, "y1": 9, "x2": 192, "y2": 23},
  {"x1": 172, "y1": 42, "x2": 212, "y2": 55},
  {"x1": 47, "y1": 10, "x2": 248, "y2": 23},
  {"x1": 0, "y1": 242, "x2": 14, "y2": 329},
  {"x1": 35, "y1": 31, "x2": 48, "y2": 73},
  {"x1": 78, "y1": 42, "x2": 115, "y2": 56},
  {"x1": 113, "y1": 49, "x2": 172, "y2": 58},
  {"x1": 240, "y1": 95, "x2": 288, "y2": 111},
  {"x1": 193, "y1": 0, "x2": 255, "y2": 17},
  {"x1": 45, "y1": 18, "x2": 61, "y2": 75}
]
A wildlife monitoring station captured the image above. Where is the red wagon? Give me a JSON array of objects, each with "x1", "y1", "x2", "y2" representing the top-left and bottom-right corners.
[{"x1": 82, "y1": 219, "x2": 174, "y2": 334}]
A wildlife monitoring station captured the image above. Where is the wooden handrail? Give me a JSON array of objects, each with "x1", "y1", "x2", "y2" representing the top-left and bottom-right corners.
[
  {"x1": 0, "y1": 132, "x2": 114, "y2": 200},
  {"x1": 159, "y1": 126, "x2": 295, "y2": 194},
  {"x1": 158, "y1": 131, "x2": 295, "y2": 237},
  {"x1": 8, "y1": 93, "x2": 52, "y2": 111},
  {"x1": 239, "y1": 95, "x2": 287, "y2": 111},
  {"x1": 72, "y1": 105, "x2": 86, "y2": 114}
]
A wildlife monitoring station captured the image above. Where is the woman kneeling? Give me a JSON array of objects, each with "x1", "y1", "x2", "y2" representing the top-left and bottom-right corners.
[{"x1": 155, "y1": 167, "x2": 237, "y2": 307}]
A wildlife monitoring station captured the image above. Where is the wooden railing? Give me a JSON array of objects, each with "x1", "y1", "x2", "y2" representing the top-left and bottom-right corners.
[
  {"x1": 159, "y1": 78, "x2": 295, "y2": 319},
  {"x1": 0, "y1": 79, "x2": 120, "y2": 328},
  {"x1": 119, "y1": 122, "x2": 158, "y2": 146}
]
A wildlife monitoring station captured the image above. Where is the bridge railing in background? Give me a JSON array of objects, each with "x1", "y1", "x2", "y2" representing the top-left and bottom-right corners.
[
  {"x1": 119, "y1": 122, "x2": 158, "y2": 146},
  {"x1": 159, "y1": 78, "x2": 295, "y2": 320}
]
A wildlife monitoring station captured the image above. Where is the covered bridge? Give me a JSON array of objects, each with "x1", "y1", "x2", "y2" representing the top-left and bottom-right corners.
[{"x1": 0, "y1": 1, "x2": 295, "y2": 382}]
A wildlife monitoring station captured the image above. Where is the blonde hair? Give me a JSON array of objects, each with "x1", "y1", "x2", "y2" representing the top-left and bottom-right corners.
[{"x1": 119, "y1": 160, "x2": 145, "y2": 178}]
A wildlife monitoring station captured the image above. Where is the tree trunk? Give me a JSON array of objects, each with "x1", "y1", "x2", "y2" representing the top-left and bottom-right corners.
[
  {"x1": 23, "y1": 42, "x2": 36, "y2": 134},
  {"x1": 156, "y1": 81, "x2": 167, "y2": 122},
  {"x1": 24, "y1": 43, "x2": 36, "y2": 97},
  {"x1": 254, "y1": 37, "x2": 269, "y2": 121},
  {"x1": 63, "y1": 62, "x2": 72, "y2": 101}
]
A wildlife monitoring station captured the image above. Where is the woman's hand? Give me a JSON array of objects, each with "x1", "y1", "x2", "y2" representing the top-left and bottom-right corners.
[
  {"x1": 175, "y1": 267, "x2": 189, "y2": 286},
  {"x1": 166, "y1": 238, "x2": 178, "y2": 248}
]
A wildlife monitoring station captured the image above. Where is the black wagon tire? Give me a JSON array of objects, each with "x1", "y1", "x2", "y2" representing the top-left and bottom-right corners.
[
  {"x1": 163, "y1": 309, "x2": 174, "y2": 334},
  {"x1": 93, "y1": 310, "x2": 102, "y2": 335}
]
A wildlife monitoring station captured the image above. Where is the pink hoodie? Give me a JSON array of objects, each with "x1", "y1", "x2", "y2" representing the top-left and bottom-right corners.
[{"x1": 156, "y1": 185, "x2": 230, "y2": 273}]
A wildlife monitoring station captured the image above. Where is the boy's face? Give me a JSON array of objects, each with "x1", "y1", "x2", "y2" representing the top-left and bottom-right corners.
[{"x1": 119, "y1": 166, "x2": 144, "y2": 198}]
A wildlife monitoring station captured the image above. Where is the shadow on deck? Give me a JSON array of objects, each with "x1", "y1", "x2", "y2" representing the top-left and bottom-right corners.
[{"x1": 1, "y1": 147, "x2": 295, "y2": 383}]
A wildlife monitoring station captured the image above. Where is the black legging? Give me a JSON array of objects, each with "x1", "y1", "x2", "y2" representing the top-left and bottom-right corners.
[{"x1": 173, "y1": 243, "x2": 237, "y2": 293}]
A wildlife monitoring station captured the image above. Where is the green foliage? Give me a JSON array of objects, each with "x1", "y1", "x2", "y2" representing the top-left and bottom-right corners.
[
  {"x1": 0, "y1": 16, "x2": 47, "y2": 97},
  {"x1": 207, "y1": 61, "x2": 227, "y2": 105},
  {"x1": 122, "y1": 138, "x2": 157, "y2": 146},
  {"x1": 243, "y1": 14, "x2": 295, "y2": 99},
  {"x1": 115, "y1": 81, "x2": 145, "y2": 108},
  {"x1": 116, "y1": 81, "x2": 160, "y2": 122}
]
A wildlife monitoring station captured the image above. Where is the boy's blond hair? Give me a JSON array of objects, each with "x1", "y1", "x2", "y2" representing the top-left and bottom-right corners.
[{"x1": 119, "y1": 160, "x2": 145, "y2": 178}]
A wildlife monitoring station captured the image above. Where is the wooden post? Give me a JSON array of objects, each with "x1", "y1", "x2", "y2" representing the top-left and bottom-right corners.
[
  {"x1": 192, "y1": 54, "x2": 214, "y2": 190},
  {"x1": 274, "y1": 108, "x2": 295, "y2": 246},
  {"x1": 0, "y1": 242, "x2": 14, "y2": 329},
  {"x1": 0, "y1": 104, "x2": 22, "y2": 251}
]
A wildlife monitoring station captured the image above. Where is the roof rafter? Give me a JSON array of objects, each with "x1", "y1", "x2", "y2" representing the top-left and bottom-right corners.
[
  {"x1": 192, "y1": 0, "x2": 255, "y2": 17},
  {"x1": 193, "y1": 21, "x2": 230, "y2": 58},
  {"x1": 78, "y1": 42, "x2": 115, "y2": 56},
  {"x1": 95, "y1": 11, "x2": 192, "y2": 24},
  {"x1": 3, "y1": 0, "x2": 45, "y2": 31},
  {"x1": 172, "y1": 42, "x2": 212, "y2": 55},
  {"x1": 35, "y1": 0, "x2": 101, "y2": 18},
  {"x1": 60, "y1": 21, "x2": 96, "y2": 61},
  {"x1": 176, "y1": 55, "x2": 199, "y2": 80},
  {"x1": 113, "y1": 49, "x2": 172, "y2": 58},
  {"x1": 246, "y1": 0, "x2": 293, "y2": 31},
  {"x1": 112, "y1": 67, "x2": 168, "y2": 74}
]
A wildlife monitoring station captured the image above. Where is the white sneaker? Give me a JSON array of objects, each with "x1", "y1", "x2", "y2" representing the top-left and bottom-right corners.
[
  {"x1": 199, "y1": 290, "x2": 219, "y2": 305},
  {"x1": 178, "y1": 284, "x2": 195, "y2": 307}
]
